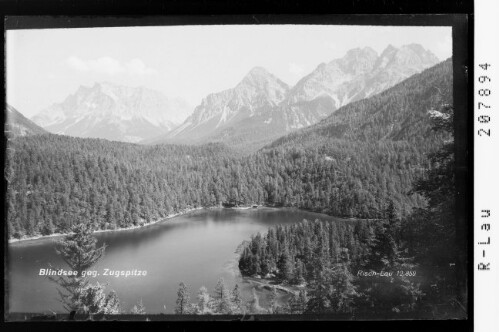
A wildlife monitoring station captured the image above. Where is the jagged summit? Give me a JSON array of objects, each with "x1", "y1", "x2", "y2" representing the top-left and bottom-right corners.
[
  {"x1": 31, "y1": 44, "x2": 442, "y2": 151},
  {"x1": 288, "y1": 43, "x2": 440, "y2": 106},
  {"x1": 343, "y1": 47, "x2": 378, "y2": 60},
  {"x1": 403, "y1": 43, "x2": 436, "y2": 57},
  {"x1": 336, "y1": 47, "x2": 378, "y2": 75},
  {"x1": 374, "y1": 44, "x2": 439, "y2": 71},
  {"x1": 383, "y1": 44, "x2": 397, "y2": 52},
  {"x1": 245, "y1": 66, "x2": 272, "y2": 77},
  {"x1": 237, "y1": 67, "x2": 289, "y2": 90},
  {"x1": 238, "y1": 66, "x2": 278, "y2": 84},
  {"x1": 157, "y1": 66, "x2": 290, "y2": 145},
  {"x1": 31, "y1": 83, "x2": 192, "y2": 143},
  {"x1": 156, "y1": 43, "x2": 441, "y2": 152}
]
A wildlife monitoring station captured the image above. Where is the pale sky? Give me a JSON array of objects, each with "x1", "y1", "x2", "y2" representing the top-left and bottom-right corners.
[{"x1": 6, "y1": 25, "x2": 452, "y2": 118}]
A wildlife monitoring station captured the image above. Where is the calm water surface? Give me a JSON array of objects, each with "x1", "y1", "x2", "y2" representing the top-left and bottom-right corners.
[{"x1": 8, "y1": 207, "x2": 344, "y2": 314}]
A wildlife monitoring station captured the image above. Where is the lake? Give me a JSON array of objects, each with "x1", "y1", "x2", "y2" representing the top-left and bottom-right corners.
[{"x1": 8, "y1": 207, "x2": 346, "y2": 314}]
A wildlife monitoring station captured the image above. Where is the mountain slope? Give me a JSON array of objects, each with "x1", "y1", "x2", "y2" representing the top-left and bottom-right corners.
[
  {"x1": 5, "y1": 104, "x2": 48, "y2": 138},
  {"x1": 148, "y1": 67, "x2": 290, "y2": 148},
  {"x1": 7, "y1": 59, "x2": 454, "y2": 240},
  {"x1": 31, "y1": 82, "x2": 192, "y2": 143},
  {"x1": 153, "y1": 44, "x2": 439, "y2": 152},
  {"x1": 281, "y1": 44, "x2": 440, "y2": 128},
  {"x1": 268, "y1": 58, "x2": 453, "y2": 149}
]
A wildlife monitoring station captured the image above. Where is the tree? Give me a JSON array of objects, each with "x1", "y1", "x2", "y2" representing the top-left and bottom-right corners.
[
  {"x1": 213, "y1": 277, "x2": 227, "y2": 300},
  {"x1": 196, "y1": 286, "x2": 211, "y2": 314},
  {"x1": 297, "y1": 289, "x2": 308, "y2": 313},
  {"x1": 292, "y1": 259, "x2": 306, "y2": 285},
  {"x1": 328, "y1": 249, "x2": 358, "y2": 313},
  {"x1": 412, "y1": 105, "x2": 465, "y2": 303},
  {"x1": 103, "y1": 290, "x2": 121, "y2": 314},
  {"x1": 42, "y1": 218, "x2": 55, "y2": 236},
  {"x1": 268, "y1": 286, "x2": 278, "y2": 314},
  {"x1": 49, "y1": 223, "x2": 110, "y2": 314},
  {"x1": 218, "y1": 288, "x2": 234, "y2": 314},
  {"x1": 78, "y1": 282, "x2": 120, "y2": 315},
  {"x1": 289, "y1": 289, "x2": 309, "y2": 314},
  {"x1": 366, "y1": 219, "x2": 398, "y2": 272},
  {"x1": 386, "y1": 199, "x2": 401, "y2": 242},
  {"x1": 231, "y1": 284, "x2": 244, "y2": 313},
  {"x1": 212, "y1": 278, "x2": 233, "y2": 314},
  {"x1": 305, "y1": 269, "x2": 332, "y2": 314},
  {"x1": 175, "y1": 282, "x2": 191, "y2": 314},
  {"x1": 288, "y1": 294, "x2": 300, "y2": 314},
  {"x1": 130, "y1": 298, "x2": 146, "y2": 315},
  {"x1": 55, "y1": 223, "x2": 105, "y2": 276},
  {"x1": 277, "y1": 248, "x2": 294, "y2": 283}
]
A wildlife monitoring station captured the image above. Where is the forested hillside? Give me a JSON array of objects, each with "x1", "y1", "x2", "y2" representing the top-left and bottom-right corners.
[
  {"x1": 6, "y1": 138, "x2": 238, "y2": 238},
  {"x1": 238, "y1": 103, "x2": 464, "y2": 316},
  {"x1": 6, "y1": 59, "x2": 452, "y2": 239},
  {"x1": 268, "y1": 58, "x2": 452, "y2": 148},
  {"x1": 5, "y1": 134, "x2": 434, "y2": 239}
]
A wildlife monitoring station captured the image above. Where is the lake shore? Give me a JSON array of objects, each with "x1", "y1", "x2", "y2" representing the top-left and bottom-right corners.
[
  {"x1": 8, "y1": 205, "x2": 361, "y2": 245},
  {"x1": 8, "y1": 206, "x2": 207, "y2": 245},
  {"x1": 243, "y1": 276, "x2": 303, "y2": 296},
  {"x1": 9, "y1": 207, "x2": 350, "y2": 313}
]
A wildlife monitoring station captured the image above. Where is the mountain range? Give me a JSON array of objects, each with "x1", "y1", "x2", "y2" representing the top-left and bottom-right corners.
[
  {"x1": 267, "y1": 57, "x2": 453, "y2": 150},
  {"x1": 151, "y1": 44, "x2": 439, "y2": 151},
  {"x1": 31, "y1": 82, "x2": 192, "y2": 143},
  {"x1": 26, "y1": 44, "x2": 439, "y2": 148},
  {"x1": 8, "y1": 56, "x2": 454, "y2": 239}
]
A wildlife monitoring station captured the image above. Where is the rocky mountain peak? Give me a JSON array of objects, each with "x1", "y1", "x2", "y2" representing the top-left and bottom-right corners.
[
  {"x1": 238, "y1": 67, "x2": 289, "y2": 90},
  {"x1": 31, "y1": 83, "x2": 192, "y2": 143},
  {"x1": 382, "y1": 44, "x2": 397, "y2": 55},
  {"x1": 286, "y1": 43, "x2": 440, "y2": 112},
  {"x1": 246, "y1": 66, "x2": 271, "y2": 77},
  {"x1": 402, "y1": 43, "x2": 439, "y2": 63},
  {"x1": 234, "y1": 66, "x2": 290, "y2": 106},
  {"x1": 344, "y1": 46, "x2": 378, "y2": 59},
  {"x1": 375, "y1": 44, "x2": 439, "y2": 71},
  {"x1": 338, "y1": 47, "x2": 378, "y2": 75}
]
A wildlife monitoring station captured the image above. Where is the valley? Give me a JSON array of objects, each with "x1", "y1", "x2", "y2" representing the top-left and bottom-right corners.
[
  {"x1": 6, "y1": 59, "x2": 452, "y2": 240},
  {"x1": 24, "y1": 44, "x2": 440, "y2": 152},
  {"x1": 5, "y1": 36, "x2": 465, "y2": 318}
]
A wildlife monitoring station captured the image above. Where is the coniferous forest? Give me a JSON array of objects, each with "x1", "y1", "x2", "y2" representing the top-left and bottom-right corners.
[
  {"x1": 6, "y1": 60, "x2": 452, "y2": 239},
  {"x1": 6, "y1": 134, "x2": 431, "y2": 238},
  {"x1": 6, "y1": 59, "x2": 466, "y2": 318}
]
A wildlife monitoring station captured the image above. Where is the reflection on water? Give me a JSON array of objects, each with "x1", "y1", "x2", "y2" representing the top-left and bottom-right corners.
[{"x1": 8, "y1": 207, "x2": 343, "y2": 314}]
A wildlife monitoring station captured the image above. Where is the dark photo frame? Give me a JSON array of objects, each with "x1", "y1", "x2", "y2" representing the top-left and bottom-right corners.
[{"x1": 1, "y1": 2, "x2": 473, "y2": 331}]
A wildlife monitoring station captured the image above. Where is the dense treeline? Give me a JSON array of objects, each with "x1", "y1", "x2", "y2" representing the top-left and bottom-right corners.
[
  {"x1": 173, "y1": 278, "x2": 248, "y2": 315},
  {"x1": 6, "y1": 58, "x2": 452, "y2": 240},
  {"x1": 238, "y1": 209, "x2": 423, "y2": 315},
  {"x1": 238, "y1": 105, "x2": 465, "y2": 317},
  {"x1": 238, "y1": 218, "x2": 375, "y2": 282},
  {"x1": 6, "y1": 134, "x2": 432, "y2": 239},
  {"x1": 6, "y1": 138, "x2": 237, "y2": 237},
  {"x1": 6, "y1": 58, "x2": 465, "y2": 318}
]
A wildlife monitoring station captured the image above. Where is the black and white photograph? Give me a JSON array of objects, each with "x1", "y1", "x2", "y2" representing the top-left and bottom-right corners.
[{"x1": 3, "y1": 15, "x2": 470, "y2": 323}]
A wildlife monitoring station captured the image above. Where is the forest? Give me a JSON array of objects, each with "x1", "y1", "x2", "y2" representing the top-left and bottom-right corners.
[
  {"x1": 5, "y1": 59, "x2": 453, "y2": 239},
  {"x1": 6, "y1": 133, "x2": 434, "y2": 239},
  {"x1": 237, "y1": 104, "x2": 465, "y2": 317},
  {"x1": 5, "y1": 57, "x2": 466, "y2": 318}
]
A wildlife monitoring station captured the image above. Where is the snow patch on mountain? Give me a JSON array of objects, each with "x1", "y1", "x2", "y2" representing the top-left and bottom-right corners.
[{"x1": 31, "y1": 82, "x2": 193, "y2": 143}]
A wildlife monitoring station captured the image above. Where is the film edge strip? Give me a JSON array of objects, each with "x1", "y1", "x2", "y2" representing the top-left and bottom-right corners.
[{"x1": 475, "y1": 0, "x2": 499, "y2": 331}]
